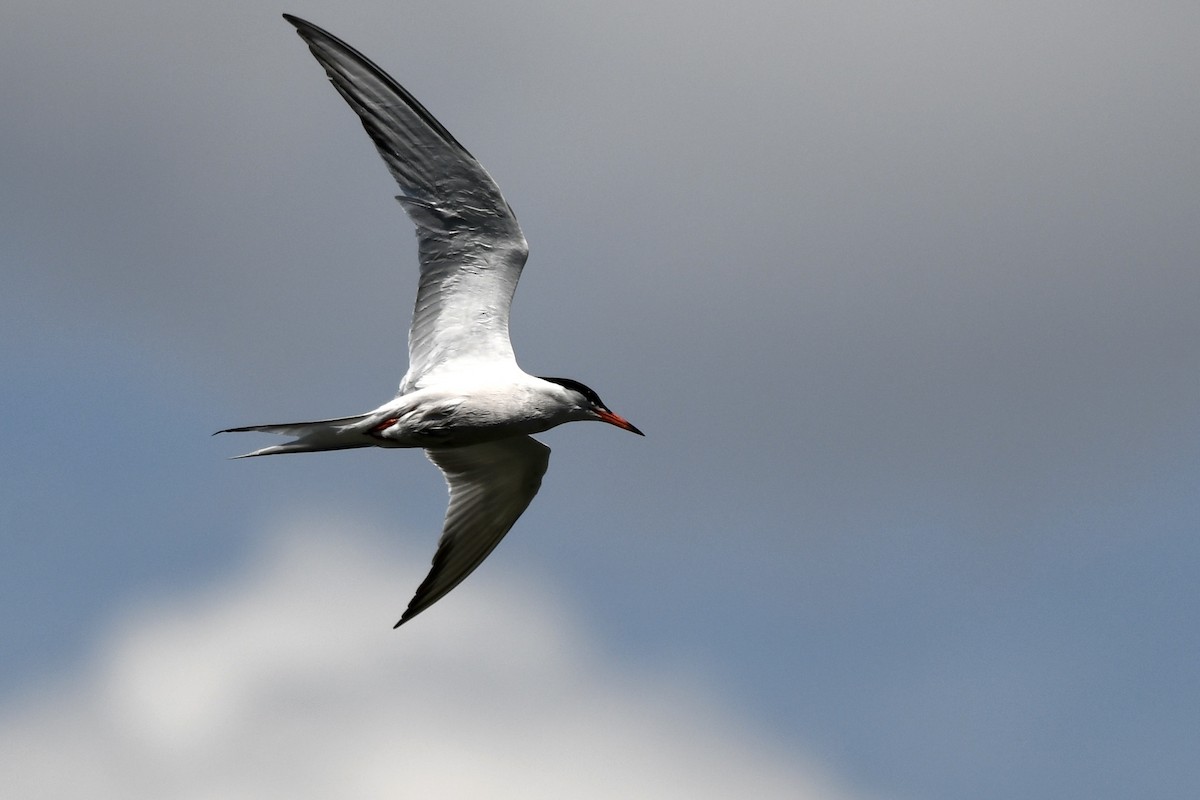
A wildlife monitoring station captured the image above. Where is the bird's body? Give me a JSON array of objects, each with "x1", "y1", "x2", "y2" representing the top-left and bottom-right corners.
[
  {"x1": 227, "y1": 373, "x2": 614, "y2": 454},
  {"x1": 219, "y1": 15, "x2": 641, "y2": 627}
]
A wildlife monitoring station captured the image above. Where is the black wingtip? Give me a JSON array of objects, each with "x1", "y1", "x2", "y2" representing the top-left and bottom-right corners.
[
  {"x1": 282, "y1": 14, "x2": 321, "y2": 39},
  {"x1": 213, "y1": 425, "x2": 253, "y2": 435},
  {"x1": 393, "y1": 604, "x2": 412, "y2": 628},
  {"x1": 393, "y1": 594, "x2": 427, "y2": 623}
]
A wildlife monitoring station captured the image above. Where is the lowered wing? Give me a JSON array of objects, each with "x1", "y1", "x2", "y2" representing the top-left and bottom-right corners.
[{"x1": 397, "y1": 436, "x2": 551, "y2": 626}]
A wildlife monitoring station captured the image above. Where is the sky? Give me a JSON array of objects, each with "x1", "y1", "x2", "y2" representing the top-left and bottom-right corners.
[{"x1": 2, "y1": 1, "x2": 1198, "y2": 797}]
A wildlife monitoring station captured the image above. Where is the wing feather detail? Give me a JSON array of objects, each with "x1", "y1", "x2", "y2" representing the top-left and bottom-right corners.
[
  {"x1": 397, "y1": 436, "x2": 551, "y2": 626},
  {"x1": 284, "y1": 15, "x2": 529, "y2": 393}
]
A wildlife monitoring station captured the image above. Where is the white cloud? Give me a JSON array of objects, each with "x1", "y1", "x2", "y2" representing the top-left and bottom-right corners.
[{"x1": 0, "y1": 513, "x2": 861, "y2": 800}]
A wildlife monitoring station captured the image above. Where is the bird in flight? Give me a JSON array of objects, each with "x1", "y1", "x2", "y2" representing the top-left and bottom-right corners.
[{"x1": 218, "y1": 15, "x2": 643, "y2": 627}]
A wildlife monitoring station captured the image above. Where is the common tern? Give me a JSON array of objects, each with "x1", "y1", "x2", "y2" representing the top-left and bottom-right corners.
[{"x1": 219, "y1": 15, "x2": 643, "y2": 627}]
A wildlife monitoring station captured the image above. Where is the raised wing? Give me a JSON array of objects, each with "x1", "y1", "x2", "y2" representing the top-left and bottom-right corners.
[
  {"x1": 397, "y1": 436, "x2": 551, "y2": 627},
  {"x1": 285, "y1": 15, "x2": 530, "y2": 392}
]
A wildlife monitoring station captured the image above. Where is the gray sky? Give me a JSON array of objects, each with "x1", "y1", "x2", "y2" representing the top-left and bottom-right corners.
[{"x1": 3, "y1": 1, "x2": 1198, "y2": 797}]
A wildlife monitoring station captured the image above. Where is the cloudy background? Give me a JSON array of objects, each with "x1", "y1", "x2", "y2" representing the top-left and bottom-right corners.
[{"x1": 2, "y1": 1, "x2": 1197, "y2": 797}]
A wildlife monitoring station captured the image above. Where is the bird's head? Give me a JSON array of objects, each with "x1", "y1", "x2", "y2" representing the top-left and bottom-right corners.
[{"x1": 539, "y1": 377, "x2": 644, "y2": 436}]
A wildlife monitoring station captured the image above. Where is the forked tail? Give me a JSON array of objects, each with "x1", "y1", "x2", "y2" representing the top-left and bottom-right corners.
[{"x1": 214, "y1": 414, "x2": 374, "y2": 458}]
